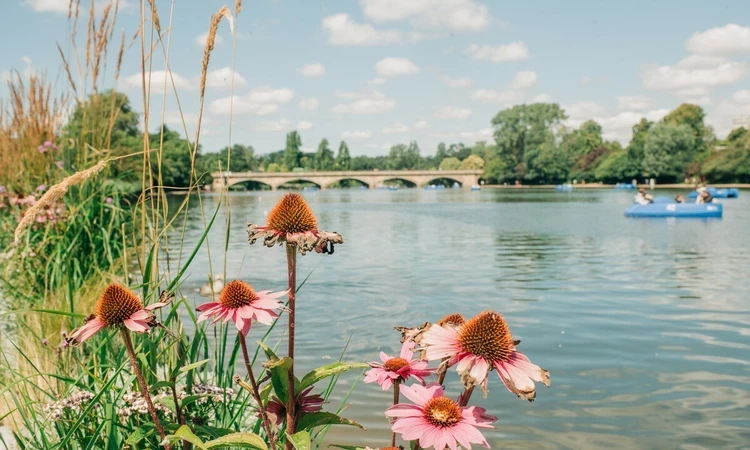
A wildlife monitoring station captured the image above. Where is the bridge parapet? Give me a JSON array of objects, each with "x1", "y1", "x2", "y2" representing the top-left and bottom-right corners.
[{"x1": 210, "y1": 169, "x2": 483, "y2": 191}]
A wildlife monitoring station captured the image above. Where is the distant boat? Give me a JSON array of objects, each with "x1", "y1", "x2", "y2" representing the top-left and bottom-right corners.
[
  {"x1": 452, "y1": 182, "x2": 460, "y2": 189},
  {"x1": 687, "y1": 187, "x2": 739, "y2": 199},
  {"x1": 555, "y1": 184, "x2": 573, "y2": 191},
  {"x1": 615, "y1": 182, "x2": 636, "y2": 190},
  {"x1": 625, "y1": 202, "x2": 722, "y2": 218},
  {"x1": 303, "y1": 186, "x2": 320, "y2": 192},
  {"x1": 199, "y1": 274, "x2": 224, "y2": 296},
  {"x1": 470, "y1": 185, "x2": 481, "y2": 191},
  {"x1": 377, "y1": 185, "x2": 398, "y2": 191}
]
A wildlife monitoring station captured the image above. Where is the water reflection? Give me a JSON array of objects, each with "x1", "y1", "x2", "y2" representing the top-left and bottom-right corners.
[{"x1": 168, "y1": 188, "x2": 750, "y2": 449}]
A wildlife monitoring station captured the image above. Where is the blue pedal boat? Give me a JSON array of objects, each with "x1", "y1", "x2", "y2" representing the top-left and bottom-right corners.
[{"x1": 625, "y1": 202, "x2": 723, "y2": 218}]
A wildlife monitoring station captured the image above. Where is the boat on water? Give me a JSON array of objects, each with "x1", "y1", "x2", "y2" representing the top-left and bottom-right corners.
[
  {"x1": 625, "y1": 202, "x2": 723, "y2": 218},
  {"x1": 377, "y1": 185, "x2": 399, "y2": 191},
  {"x1": 555, "y1": 184, "x2": 573, "y2": 191},
  {"x1": 470, "y1": 185, "x2": 481, "y2": 191},
  {"x1": 687, "y1": 187, "x2": 739, "y2": 199},
  {"x1": 614, "y1": 182, "x2": 636, "y2": 189}
]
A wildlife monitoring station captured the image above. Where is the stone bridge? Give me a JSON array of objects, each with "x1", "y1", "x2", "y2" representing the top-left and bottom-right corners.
[{"x1": 211, "y1": 169, "x2": 483, "y2": 191}]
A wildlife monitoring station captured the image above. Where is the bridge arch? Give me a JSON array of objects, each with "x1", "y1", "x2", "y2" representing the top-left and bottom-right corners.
[
  {"x1": 325, "y1": 177, "x2": 370, "y2": 189},
  {"x1": 424, "y1": 177, "x2": 463, "y2": 188},
  {"x1": 225, "y1": 179, "x2": 273, "y2": 191},
  {"x1": 276, "y1": 178, "x2": 323, "y2": 190},
  {"x1": 379, "y1": 177, "x2": 418, "y2": 188}
]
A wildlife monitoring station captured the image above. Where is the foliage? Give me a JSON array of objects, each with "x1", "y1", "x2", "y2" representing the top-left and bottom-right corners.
[
  {"x1": 314, "y1": 139, "x2": 335, "y2": 171},
  {"x1": 642, "y1": 123, "x2": 697, "y2": 182},
  {"x1": 439, "y1": 157, "x2": 461, "y2": 171},
  {"x1": 459, "y1": 154, "x2": 484, "y2": 170},
  {"x1": 386, "y1": 141, "x2": 421, "y2": 170},
  {"x1": 335, "y1": 141, "x2": 351, "y2": 171},
  {"x1": 702, "y1": 133, "x2": 750, "y2": 182},
  {"x1": 284, "y1": 131, "x2": 303, "y2": 170}
]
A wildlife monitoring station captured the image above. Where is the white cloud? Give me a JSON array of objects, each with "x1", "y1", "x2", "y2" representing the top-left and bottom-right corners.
[
  {"x1": 685, "y1": 24, "x2": 750, "y2": 55},
  {"x1": 458, "y1": 127, "x2": 493, "y2": 142},
  {"x1": 255, "y1": 119, "x2": 292, "y2": 132},
  {"x1": 678, "y1": 54, "x2": 730, "y2": 69},
  {"x1": 641, "y1": 61, "x2": 747, "y2": 91},
  {"x1": 296, "y1": 120, "x2": 313, "y2": 131},
  {"x1": 440, "y1": 75, "x2": 474, "y2": 88},
  {"x1": 298, "y1": 63, "x2": 326, "y2": 77},
  {"x1": 414, "y1": 119, "x2": 430, "y2": 129},
  {"x1": 119, "y1": 70, "x2": 193, "y2": 91},
  {"x1": 616, "y1": 96, "x2": 652, "y2": 110},
  {"x1": 22, "y1": 0, "x2": 68, "y2": 12},
  {"x1": 711, "y1": 89, "x2": 750, "y2": 136},
  {"x1": 341, "y1": 130, "x2": 372, "y2": 140},
  {"x1": 196, "y1": 32, "x2": 223, "y2": 47},
  {"x1": 1, "y1": 56, "x2": 35, "y2": 82},
  {"x1": 368, "y1": 77, "x2": 388, "y2": 85},
  {"x1": 205, "y1": 67, "x2": 246, "y2": 90},
  {"x1": 332, "y1": 91, "x2": 396, "y2": 115},
  {"x1": 531, "y1": 93, "x2": 552, "y2": 103},
  {"x1": 433, "y1": 106, "x2": 472, "y2": 120},
  {"x1": 565, "y1": 102, "x2": 606, "y2": 127},
  {"x1": 210, "y1": 86, "x2": 294, "y2": 116},
  {"x1": 375, "y1": 57, "x2": 420, "y2": 77},
  {"x1": 361, "y1": 0, "x2": 490, "y2": 32},
  {"x1": 565, "y1": 104, "x2": 671, "y2": 143},
  {"x1": 465, "y1": 42, "x2": 530, "y2": 62},
  {"x1": 382, "y1": 124, "x2": 410, "y2": 134},
  {"x1": 322, "y1": 13, "x2": 402, "y2": 46},
  {"x1": 471, "y1": 89, "x2": 517, "y2": 104},
  {"x1": 510, "y1": 70, "x2": 537, "y2": 89},
  {"x1": 298, "y1": 98, "x2": 319, "y2": 111}
]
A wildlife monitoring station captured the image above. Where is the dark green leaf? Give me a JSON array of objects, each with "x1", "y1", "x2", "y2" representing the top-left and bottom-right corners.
[
  {"x1": 298, "y1": 362, "x2": 369, "y2": 392},
  {"x1": 297, "y1": 412, "x2": 365, "y2": 432},
  {"x1": 166, "y1": 425, "x2": 208, "y2": 450},
  {"x1": 204, "y1": 432, "x2": 268, "y2": 450}
]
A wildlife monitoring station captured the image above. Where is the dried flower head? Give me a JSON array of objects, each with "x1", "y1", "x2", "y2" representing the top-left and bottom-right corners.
[
  {"x1": 421, "y1": 310, "x2": 550, "y2": 401},
  {"x1": 247, "y1": 193, "x2": 343, "y2": 255}
]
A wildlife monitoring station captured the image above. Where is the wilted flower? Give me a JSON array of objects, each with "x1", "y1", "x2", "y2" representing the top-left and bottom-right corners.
[
  {"x1": 364, "y1": 341, "x2": 433, "y2": 391},
  {"x1": 117, "y1": 391, "x2": 177, "y2": 421},
  {"x1": 265, "y1": 386, "x2": 324, "y2": 425},
  {"x1": 66, "y1": 283, "x2": 171, "y2": 345},
  {"x1": 385, "y1": 383, "x2": 496, "y2": 450},
  {"x1": 56, "y1": 161, "x2": 64, "y2": 169},
  {"x1": 421, "y1": 311, "x2": 550, "y2": 401},
  {"x1": 247, "y1": 192, "x2": 343, "y2": 255},
  {"x1": 196, "y1": 280, "x2": 286, "y2": 336}
]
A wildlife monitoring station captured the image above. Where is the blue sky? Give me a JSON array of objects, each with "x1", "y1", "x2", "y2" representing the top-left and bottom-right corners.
[{"x1": 3, "y1": 0, "x2": 750, "y2": 156}]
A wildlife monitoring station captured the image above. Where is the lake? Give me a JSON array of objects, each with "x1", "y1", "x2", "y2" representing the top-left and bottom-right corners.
[{"x1": 173, "y1": 188, "x2": 750, "y2": 450}]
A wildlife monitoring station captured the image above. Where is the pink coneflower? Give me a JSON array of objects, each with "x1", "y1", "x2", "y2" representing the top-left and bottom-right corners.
[
  {"x1": 105, "y1": 197, "x2": 113, "y2": 204},
  {"x1": 386, "y1": 383, "x2": 496, "y2": 450},
  {"x1": 196, "y1": 280, "x2": 286, "y2": 336},
  {"x1": 247, "y1": 192, "x2": 343, "y2": 255},
  {"x1": 421, "y1": 311, "x2": 550, "y2": 401},
  {"x1": 365, "y1": 342, "x2": 433, "y2": 391},
  {"x1": 67, "y1": 283, "x2": 171, "y2": 345},
  {"x1": 265, "y1": 386, "x2": 324, "y2": 425}
]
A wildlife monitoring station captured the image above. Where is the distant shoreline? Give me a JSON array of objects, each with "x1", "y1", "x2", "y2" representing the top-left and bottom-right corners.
[{"x1": 482, "y1": 183, "x2": 750, "y2": 190}]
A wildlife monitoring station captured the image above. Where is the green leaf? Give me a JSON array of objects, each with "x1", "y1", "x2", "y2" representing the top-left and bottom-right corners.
[
  {"x1": 258, "y1": 342, "x2": 294, "y2": 405},
  {"x1": 204, "y1": 432, "x2": 268, "y2": 450},
  {"x1": 329, "y1": 446, "x2": 368, "y2": 450},
  {"x1": 166, "y1": 425, "x2": 208, "y2": 450},
  {"x1": 298, "y1": 362, "x2": 369, "y2": 392},
  {"x1": 297, "y1": 412, "x2": 365, "y2": 432},
  {"x1": 179, "y1": 358, "x2": 211, "y2": 374},
  {"x1": 125, "y1": 425, "x2": 152, "y2": 446},
  {"x1": 286, "y1": 431, "x2": 311, "y2": 450}
]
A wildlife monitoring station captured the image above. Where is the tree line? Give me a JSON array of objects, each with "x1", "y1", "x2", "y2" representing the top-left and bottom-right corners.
[{"x1": 65, "y1": 91, "x2": 750, "y2": 191}]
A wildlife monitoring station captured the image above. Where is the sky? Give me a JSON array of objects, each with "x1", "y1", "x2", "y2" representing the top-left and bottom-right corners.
[{"x1": 2, "y1": 0, "x2": 750, "y2": 156}]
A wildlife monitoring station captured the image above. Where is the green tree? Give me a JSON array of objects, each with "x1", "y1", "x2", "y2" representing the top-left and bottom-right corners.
[
  {"x1": 314, "y1": 138, "x2": 335, "y2": 171},
  {"x1": 386, "y1": 141, "x2": 421, "y2": 170},
  {"x1": 284, "y1": 131, "x2": 302, "y2": 169},
  {"x1": 662, "y1": 103, "x2": 707, "y2": 142},
  {"x1": 563, "y1": 120, "x2": 604, "y2": 180},
  {"x1": 266, "y1": 162, "x2": 282, "y2": 172},
  {"x1": 335, "y1": 141, "x2": 351, "y2": 170},
  {"x1": 200, "y1": 144, "x2": 257, "y2": 174},
  {"x1": 491, "y1": 103, "x2": 567, "y2": 182},
  {"x1": 702, "y1": 132, "x2": 750, "y2": 182},
  {"x1": 727, "y1": 127, "x2": 748, "y2": 144},
  {"x1": 460, "y1": 154, "x2": 485, "y2": 170},
  {"x1": 439, "y1": 157, "x2": 461, "y2": 170},
  {"x1": 642, "y1": 123, "x2": 697, "y2": 182},
  {"x1": 150, "y1": 125, "x2": 195, "y2": 188}
]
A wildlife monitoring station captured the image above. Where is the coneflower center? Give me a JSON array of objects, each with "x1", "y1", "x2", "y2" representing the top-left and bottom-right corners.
[
  {"x1": 437, "y1": 313, "x2": 465, "y2": 327},
  {"x1": 457, "y1": 311, "x2": 515, "y2": 362},
  {"x1": 384, "y1": 357, "x2": 410, "y2": 372},
  {"x1": 266, "y1": 193, "x2": 318, "y2": 234},
  {"x1": 96, "y1": 284, "x2": 144, "y2": 326},
  {"x1": 423, "y1": 397, "x2": 462, "y2": 427},
  {"x1": 219, "y1": 281, "x2": 258, "y2": 309}
]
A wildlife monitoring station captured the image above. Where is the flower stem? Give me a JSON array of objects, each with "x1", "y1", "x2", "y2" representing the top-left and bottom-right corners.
[
  {"x1": 240, "y1": 336, "x2": 277, "y2": 449},
  {"x1": 391, "y1": 381, "x2": 400, "y2": 446},
  {"x1": 285, "y1": 244, "x2": 298, "y2": 449},
  {"x1": 121, "y1": 329, "x2": 171, "y2": 450},
  {"x1": 436, "y1": 357, "x2": 449, "y2": 385},
  {"x1": 458, "y1": 386, "x2": 475, "y2": 407}
]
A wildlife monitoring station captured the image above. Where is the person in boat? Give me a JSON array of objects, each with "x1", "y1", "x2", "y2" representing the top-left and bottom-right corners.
[
  {"x1": 674, "y1": 194, "x2": 685, "y2": 203},
  {"x1": 635, "y1": 188, "x2": 653, "y2": 205},
  {"x1": 696, "y1": 188, "x2": 714, "y2": 204}
]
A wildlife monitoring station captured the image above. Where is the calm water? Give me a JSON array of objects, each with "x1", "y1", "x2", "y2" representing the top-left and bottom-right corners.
[{"x1": 174, "y1": 188, "x2": 750, "y2": 450}]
